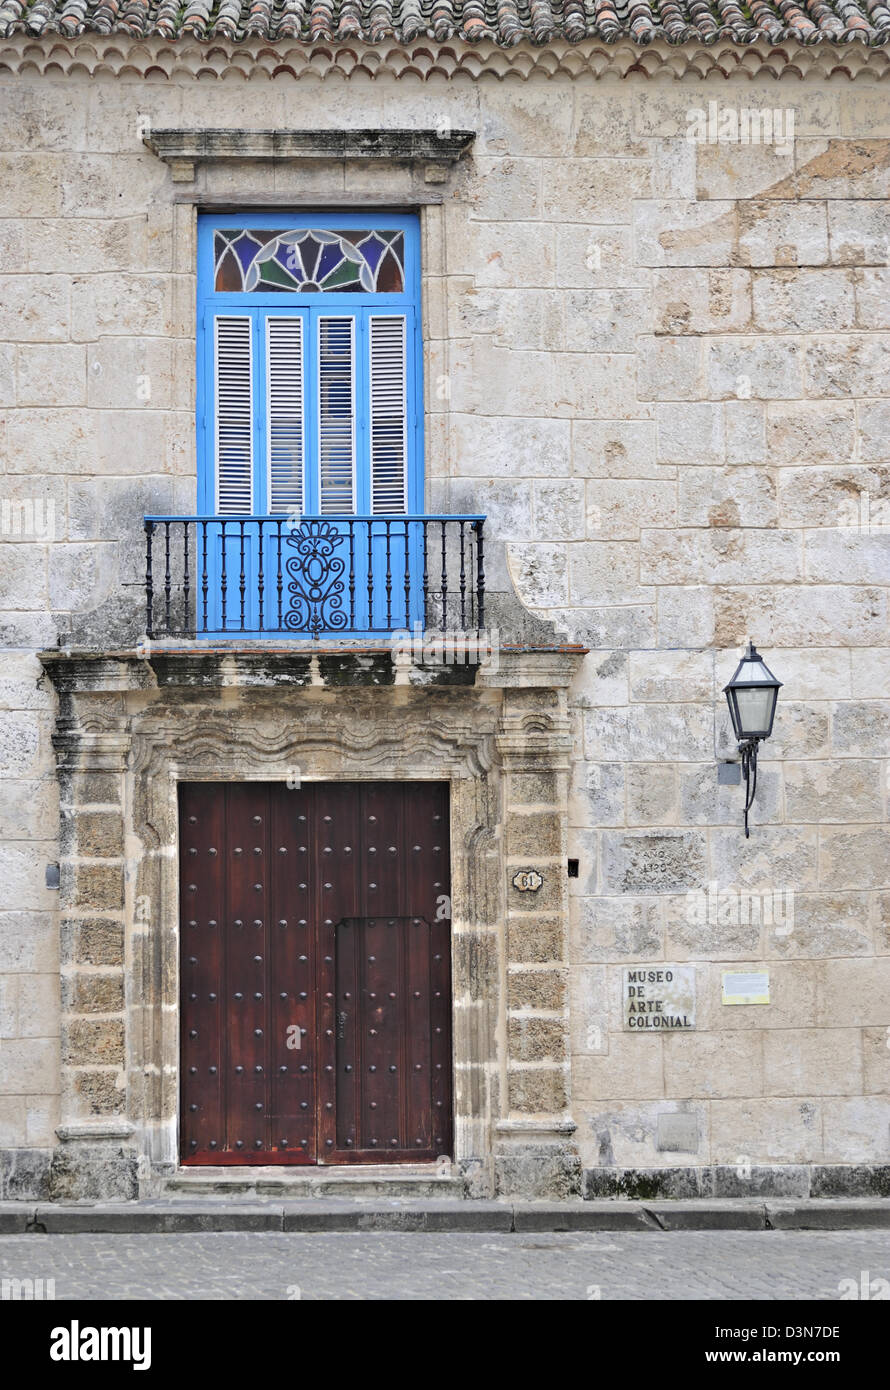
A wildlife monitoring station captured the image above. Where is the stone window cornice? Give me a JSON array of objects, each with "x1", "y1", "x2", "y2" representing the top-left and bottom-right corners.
[{"x1": 144, "y1": 127, "x2": 476, "y2": 184}]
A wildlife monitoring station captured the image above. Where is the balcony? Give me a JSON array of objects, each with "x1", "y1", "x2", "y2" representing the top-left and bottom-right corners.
[{"x1": 143, "y1": 514, "x2": 486, "y2": 641}]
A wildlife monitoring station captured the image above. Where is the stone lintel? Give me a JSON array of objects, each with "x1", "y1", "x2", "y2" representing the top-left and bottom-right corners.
[{"x1": 144, "y1": 128, "x2": 477, "y2": 168}]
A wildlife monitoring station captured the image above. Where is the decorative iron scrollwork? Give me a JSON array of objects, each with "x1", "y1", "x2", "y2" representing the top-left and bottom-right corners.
[{"x1": 284, "y1": 520, "x2": 350, "y2": 637}]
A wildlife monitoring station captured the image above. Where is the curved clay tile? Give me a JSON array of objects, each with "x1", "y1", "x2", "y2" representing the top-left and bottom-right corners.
[
  {"x1": 526, "y1": 0, "x2": 554, "y2": 44},
  {"x1": 274, "y1": 0, "x2": 307, "y2": 37},
  {"x1": 366, "y1": 1, "x2": 395, "y2": 40},
  {"x1": 117, "y1": 0, "x2": 148, "y2": 33},
  {"x1": 2, "y1": 0, "x2": 889, "y2": 46},
  {"x1": 25, "y1": 0, "x2": 59, "y2": 30},
  {"x1": 593, "y1": 0, "x2": 623, "y2": 41},
  {"x1": 152, "y1": 0, "x2": 181, "y2": 35},
  {"x1": 748, "y1": 0, "x2": 786, "y2": 36},
  {"x1": 460, "y1": 0, "x2": 496, "y2": 42},
  {"x1": 56, "y1": 0, "x2": 87, "y2": 30},
  {"x1": 308, "y1": 0, "x2": 336, "y2": 37},
  {"x1": 0, "y1": 0, "x2": 27, "y2": 27},
  {"x1": 181, "y1": 0, "x2": 214, "y2": 37},
  {"x1": 562, "y1": 0, "x2": 587, "y2": 41},
  {"x1": 398, "y1": 0, "x2": 427, "y2": 39}
]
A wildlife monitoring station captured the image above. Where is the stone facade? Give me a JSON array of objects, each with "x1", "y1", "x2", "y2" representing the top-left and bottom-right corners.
[{"x1": 0, "y1": 33, "x2": 889, "y2": 1200}]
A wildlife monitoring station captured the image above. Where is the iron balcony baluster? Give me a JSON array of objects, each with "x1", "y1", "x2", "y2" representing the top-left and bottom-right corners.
[
  {"x1": 421, "y1": 521, "x2": 429, "y2": 630},
  {"x1": 144, "y1": 519, "x2": 155, "y2": 640},
  {"x1": 367, "y1": 518, "x2": 374, "y2": 629},
  {"x1": 200, "y1": 520, "x2": 208, "y2": 635},
  {"x1": 384, "y1": 519, "x2": 392, "y2": 630},
  {"x1": 163, "y1": 521, "x2": 171, "y2": 634},
  {"x1": 475, "y1": 519, "x2": 485, "y2": 633},
  {"x1": 348, "y1": 524, "x2": 355, "y2": 629},
  {"x1": 142, "y1": 515, "x2": 486, "y2": 641},
  {"x1": 182, "y1": 521, "x2": 190, "y2": 633},
  {"x1": 459, "y1": 521, "x2": 466, "y2": 630},
  {"x1": 220, "y1": 519, "x2": 228, "y2": 632},
  {"x1": 257, "y1": 521, "x2": 264, "y2": 633},
  {"x1": 238, "y1": 519, "x2": 246, "y2": 632},
  {"x1": 402, "y1": 520, "x2": 411, "y2": 630}
]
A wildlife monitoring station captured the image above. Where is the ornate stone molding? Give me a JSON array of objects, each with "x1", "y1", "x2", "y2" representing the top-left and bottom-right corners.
[
  {"x1": 1, "y1": 35, "x2": 888, "y2": 81},
  {"x1": 38, "y1": 648, "x2": 586, "y2": 1199}
]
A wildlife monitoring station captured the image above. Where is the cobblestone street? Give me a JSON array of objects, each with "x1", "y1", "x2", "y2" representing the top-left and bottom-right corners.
[{"x1": 1, "y1": 1230, "x2": 889, "y2": 1300}]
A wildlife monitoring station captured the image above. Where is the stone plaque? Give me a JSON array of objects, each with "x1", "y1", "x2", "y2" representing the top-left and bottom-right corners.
[
  {"x1": 512, "y1": 869, "x2": 543, "y2": 892},
  {"x1": 722, "y1": 970, "x2": 770, "y2": 1005},
  {"x1": 623, "y1": 966, "x2": 696, "y2": 1031}
]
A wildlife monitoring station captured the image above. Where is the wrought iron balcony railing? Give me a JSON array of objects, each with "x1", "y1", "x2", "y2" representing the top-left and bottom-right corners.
[{"x1": 143, "y1": 514, "x2": 486, "y2": 640}]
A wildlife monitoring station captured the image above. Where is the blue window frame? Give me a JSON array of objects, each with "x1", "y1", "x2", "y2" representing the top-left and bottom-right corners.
[{"x1": 195, "y1": 212, "x2": 424, "y2": 635}]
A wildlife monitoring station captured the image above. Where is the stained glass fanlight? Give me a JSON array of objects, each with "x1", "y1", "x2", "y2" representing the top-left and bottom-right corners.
[{"x1": 214, "y1": 229, "x2": 405, "y2": 294}]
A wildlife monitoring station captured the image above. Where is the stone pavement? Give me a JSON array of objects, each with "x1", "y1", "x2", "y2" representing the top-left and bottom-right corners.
[{"x1": 1, "y1": 1230, "x2": 889, "y2": 1299}]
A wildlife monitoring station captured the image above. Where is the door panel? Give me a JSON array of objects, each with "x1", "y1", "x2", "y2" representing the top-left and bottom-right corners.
[
  {"x1": 179, "y1": 781, "x2": 451, "y2": 1165},
  {"x1": 268, "y1": 787, "x2": 316, "y2": 1161}
]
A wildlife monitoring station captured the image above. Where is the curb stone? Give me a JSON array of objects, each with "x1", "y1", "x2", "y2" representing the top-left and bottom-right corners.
[
  {"x1": 765, "y1": 1199, "x2": 890, "y2": 1231},
  {"x1": 512, "y1": 1201, "x2": 654, "y2": 1231},
  {"x1": 35, "y1": 1203, "x2": 287, "y2": 1234},
  {"x1": 0, "y1": 1198, "x2": 885, "y2": 1235},
  {"x1": 0, "y1": 1205, "x2": 34, "y2": 1234},
  {"x1": 281, "y1": 1199, "x2": 513, "y2": 1232},
  {"x1": 642, "y1": 1201, "x2": 768, "y2": 1231}
]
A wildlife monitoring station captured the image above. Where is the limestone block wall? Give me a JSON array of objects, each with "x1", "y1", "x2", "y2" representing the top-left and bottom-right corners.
[{"x1": 0, "y1": 42, "x2": 888, "y2": 1191}]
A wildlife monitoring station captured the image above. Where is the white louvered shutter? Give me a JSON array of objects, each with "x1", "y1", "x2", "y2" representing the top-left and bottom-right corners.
[
  {"x1": 318, "y1": 316, "x2": 355, "y2": 514},
  {"x1": 214, "y1": 315, "x2": 253, "y2": 515},
  {"x1": 266, "y1": 316, "x2": 305, "y2": 515},
  {"x1": 369, "y1": 315, "x2": 408, "y2": 515}
]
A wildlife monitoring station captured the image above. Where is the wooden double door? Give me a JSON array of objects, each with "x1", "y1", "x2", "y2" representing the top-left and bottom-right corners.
[{"x1": 179, "y1": 781, "x2": 452, "y2": 1164}]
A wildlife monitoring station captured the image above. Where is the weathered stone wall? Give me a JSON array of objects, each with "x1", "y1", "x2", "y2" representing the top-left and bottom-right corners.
[{"x1": 0, "y1": 46, "x2": 888, "y2": 1195}]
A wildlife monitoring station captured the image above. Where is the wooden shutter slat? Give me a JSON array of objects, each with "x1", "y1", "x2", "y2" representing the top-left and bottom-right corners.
[
  {"x1": 318, "y1": 316, "x2": 355, "y2": 515},
  {"x1": 266, "y1": 316, "x2": 305, "y2": 517},
  {"x1": 215, "y1": 315, "x2": 253, "y2": 516},
  {"x1": 369, "y1": 315, "x2": 408, "y2": 516}
]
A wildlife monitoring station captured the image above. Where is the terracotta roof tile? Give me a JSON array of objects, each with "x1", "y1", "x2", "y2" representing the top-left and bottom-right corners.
[{"x1": 1, "y1": 0, "x2": 888, "y2": 43}]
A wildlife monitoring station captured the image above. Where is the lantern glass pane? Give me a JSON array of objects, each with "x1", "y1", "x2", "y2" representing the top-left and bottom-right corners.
[
  {"x1": 735, "y1": 686, "x2": 775, "y2": 735},
  {"x1": 740, "y1": 658, "x2": 774, "y2": 684}
]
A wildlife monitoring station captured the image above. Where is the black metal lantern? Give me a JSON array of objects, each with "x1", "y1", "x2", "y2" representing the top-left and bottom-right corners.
[{"x1": 723, "y1": 642, "x2": 782, "y2": 837}]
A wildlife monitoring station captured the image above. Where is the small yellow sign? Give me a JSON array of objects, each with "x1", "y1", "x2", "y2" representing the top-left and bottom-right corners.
[{"x1": 722, "y1": 970, "x2": 770, "y2": 1005}]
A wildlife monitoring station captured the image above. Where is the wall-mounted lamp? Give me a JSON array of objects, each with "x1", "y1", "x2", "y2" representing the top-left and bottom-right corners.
[{"x1": 722, "y1": 642, "x2": 782, "y2": 838}]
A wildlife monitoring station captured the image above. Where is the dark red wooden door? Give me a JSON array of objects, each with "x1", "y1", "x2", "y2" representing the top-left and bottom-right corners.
[{"x1": 179, "y1": 781, "x2": 452, "y2": 1165}]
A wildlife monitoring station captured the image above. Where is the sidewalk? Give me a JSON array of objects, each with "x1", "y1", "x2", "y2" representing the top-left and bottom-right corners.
[{"x1": 1, "y1": 1197, "x2": 888, "y2": 1234}]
